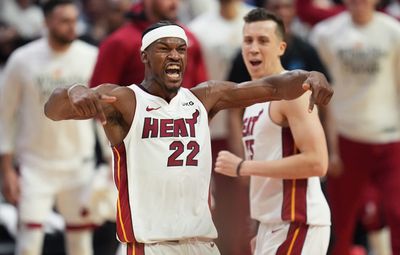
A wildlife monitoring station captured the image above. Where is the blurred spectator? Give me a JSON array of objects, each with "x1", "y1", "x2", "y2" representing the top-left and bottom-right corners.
[
  {"x1": 384, "y1": 0, "x2": 400, "y2": 20},
  {"x1": 295, "y1": 0, "x2": 345, "y2": 26},
  {"x1": 296, "y1": 0, "x2": 399, "y2": 26},
  {"x1": 0, "y1": 0, "x2": 44, "y2": 76},
  {"x1": 79, "y1": 0, "x2": 131, "y2": 46},
  {"x1": 189, "y1": 1, "x2": 253, "y2": 254},
  {"x1": 105, "y1": 0, "x2": 132, "y2": 33},
  {"x1": 178, "y1": 0, "x2": 218, "y2": 24},
  {"x1": 89, "y1": 0, "x2": 208, "y2": 88},
  {"x1": 245, "y1": 0, "x2": 266, "y2": 6},
  {"x1": 0, "y1": 22, "x2": 19, "y2": 75},
  {"x1": 0, "y1": 0, "x2": 44, "y2": 40},
  {"x1": 0, "y1": 1, "x2": 98, "y2": 255},
  {"x1": 310, "y1": 0, "x2": 400, "y2": 254},
  {"x1": 77, "y1": 0, "x2": 109, "y2": 45},
  {"x1": 189, "y1": 0, "x2": 252, "y2": 81}
]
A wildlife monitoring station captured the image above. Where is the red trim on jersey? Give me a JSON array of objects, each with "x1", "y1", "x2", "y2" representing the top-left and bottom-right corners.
[
  {"x1": 276, "y1": 223, "x2": 309, "y2": 255},
  {"x1": 281, "y1": 128, "x2": 308, "y2": 223},
  {"x1": 208, "y1": 186, "x2": 212, "y2": 209},
  {"x1": 113, "y1": 143, "x2": 136, "y2": 243},
  {"x1": 126, "y1": 242, "x2": 145, "y2": 255},
  {"x1": 24, "y1": 223, "x2": 43, "y2": 229},
  {"x1": 66, "y1": 224, "x2": 98, "y2": 231}
]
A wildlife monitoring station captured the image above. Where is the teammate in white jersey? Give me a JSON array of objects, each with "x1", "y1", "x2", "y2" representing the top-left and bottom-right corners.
[
  {"x1": 215, "y1": 9, "x2": 331, "y2": 255},
  {"x1": 0, "y1": 1, "x2": 98, "y2": 255},
  {"x1": 43, "y1": 20, "x2": 332, "y2": 255},
  {"x1": 310, "y1": 0, "x2": 400, "y2": 254}
]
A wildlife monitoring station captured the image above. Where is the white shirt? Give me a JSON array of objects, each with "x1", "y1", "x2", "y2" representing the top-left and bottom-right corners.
[
  {"x1": 0, "y1": 0, "x2": 44, "y2": 38},
  {"x1": 310, "y1": 12, "x2": 400, "y2": 143},
  {"x1": 0, "y1": 38, "x2": 98, "y2": 170}
]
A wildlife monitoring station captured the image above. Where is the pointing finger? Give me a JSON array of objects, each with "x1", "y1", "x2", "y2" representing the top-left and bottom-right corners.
[
  {"x1": 302, "y1": 82, "x2": 311, "y2": 91},
  {"x1": 72, "y1": 104, "x2": 85, "y2": 117},
  {"x1": 94, "y1": 99, "x2": 107, "y2": 125},
  {"x1": 87, "y1": 99, "x2": 98, "y2": 116},
  {"x1": 99, "y1": 94, "x2": 117, "y2": 103},
  {"x1": 323, "y1": 93, "x2": 333, "y2": 105},
  {"x1": 308, "y1": 94, "x2": 315, "y2": 113}
]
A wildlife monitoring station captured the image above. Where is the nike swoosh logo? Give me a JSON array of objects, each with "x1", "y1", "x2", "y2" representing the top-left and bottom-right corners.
[
  {"x1": 271, "y1": 227, "x2": 284, "y2": 234},
  {"x1": 146, "y1": 106, "x2": 161, "y2": 112}
]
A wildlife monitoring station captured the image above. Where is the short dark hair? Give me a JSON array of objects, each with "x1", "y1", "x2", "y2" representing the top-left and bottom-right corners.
[
  {"x1": 243, "y1": 8, "x2": 285, "y2": 39},
  {"x1": 142, "y1": 20, "x2": 182, "y2": 38},
  {"x1": 41, "y1": 0, "x2": 75, "y2": 17}
]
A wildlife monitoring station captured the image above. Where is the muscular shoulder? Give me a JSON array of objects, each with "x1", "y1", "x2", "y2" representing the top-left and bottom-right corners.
[
  {"x1": 190, "y1": 80, "x2": 235, "y2": 101},
  {"x1": 93, "y1": 84, "x2": 136, "y2": 145},
  {"x1": 95, "y1": 84, "x2": 135, "y2": 107},
  {"x1": 190, "y1": 80, "x2": 237, "y2": 119}
]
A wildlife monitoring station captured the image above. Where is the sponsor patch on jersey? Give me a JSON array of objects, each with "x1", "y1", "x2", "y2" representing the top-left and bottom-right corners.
[{"x1": 182, "y1": 101, "x2": 194, "y2": 106}]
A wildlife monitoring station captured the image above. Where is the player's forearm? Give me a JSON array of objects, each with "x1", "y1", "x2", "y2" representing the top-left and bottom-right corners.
[
  {"x1": 44, "y1": 86, "x2": 77, "y2": 121},
  {"x1": 240, "y1": 152, "x2": 327, "y2": 179},
  {"x1": 263, "y1": 70, "x2": 310, "y2": 101}
]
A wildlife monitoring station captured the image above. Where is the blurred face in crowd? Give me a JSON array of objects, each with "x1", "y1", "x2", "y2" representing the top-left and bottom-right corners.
[
  {"x1": 46, "y1": 3, "x2": 78, "y2": 45},
  {"x1": 149, "y1": 0, "x2": 180, "y2": 20},
  {"x1": 242, "y1": 20, "x2": 286, "y2": 79},
  {"x1": 82, "y1": 0, "x2": 108, "y2": 22},
  {"x1": 265, "y1": 0, "x2": 295, "y2": 34},
  {"x1": 344, "y1": 0, "x2": 378, "y2": 21},
  {"x1": 17, "y1": 0, "x2": 31, "y2": 9},
  {"x1": 107, "y1": 0, "x2": 131, "y2": 32}
]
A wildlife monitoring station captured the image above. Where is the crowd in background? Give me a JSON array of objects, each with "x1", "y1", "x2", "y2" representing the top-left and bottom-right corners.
[{"x1": 0, "y1": 0, "x2": 399, "y2": 255}]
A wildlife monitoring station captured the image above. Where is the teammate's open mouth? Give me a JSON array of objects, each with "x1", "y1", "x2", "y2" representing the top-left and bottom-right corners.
[
  {"x1": 250, "y1": 60, "x2": 262, "y2": 67},
  {"x1": 165, "y1": 64, "x2": 181, "y2": 79}
]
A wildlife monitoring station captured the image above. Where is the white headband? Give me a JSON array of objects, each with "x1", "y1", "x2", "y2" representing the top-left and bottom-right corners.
[{"x1": 141, "y1": 25, "x2": 188, "y2": 51}]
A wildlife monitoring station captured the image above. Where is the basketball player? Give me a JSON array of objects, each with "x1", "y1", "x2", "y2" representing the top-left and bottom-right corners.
[
  {"x1": 44, "y1": 21, "x2": 332, "y2": 255},
  {"x1": 215, "y1": 9, "x2": 331, "y2": 255},
  {"x1": 0, "y1": 1, "x2": 98, "y2": 255}
]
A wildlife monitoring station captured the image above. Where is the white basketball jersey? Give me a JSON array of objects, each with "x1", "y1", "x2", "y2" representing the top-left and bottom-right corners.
[
  {"x1": 112, "y1": 85, "x2": 217, "y2": 244},
  {"x1": 243, "y1": 102, "x2": 330, "y2": 226}
]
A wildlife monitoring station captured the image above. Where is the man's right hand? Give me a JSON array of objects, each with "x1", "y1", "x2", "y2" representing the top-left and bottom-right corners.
[
  {"x1": 1, "y1": 167, "x2": 20, "y2": 205},
  {"x1": 67, "y1": 84, "x2": 117, "y2": 125},
  {"x1": 302, "y1": 71, "x2": 333, "y2": 112}
]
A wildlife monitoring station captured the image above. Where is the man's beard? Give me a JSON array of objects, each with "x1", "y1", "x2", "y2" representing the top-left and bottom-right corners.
[{"x1": 52, "y1": 33, "x2": 75, "y2": 46}]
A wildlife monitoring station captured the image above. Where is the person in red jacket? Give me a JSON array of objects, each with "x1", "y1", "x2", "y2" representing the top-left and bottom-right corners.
[{"x1": 89, "y1": 0, "x2": 207, "y2": 88}]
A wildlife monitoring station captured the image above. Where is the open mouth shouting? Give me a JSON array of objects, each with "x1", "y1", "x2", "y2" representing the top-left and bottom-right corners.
[{"x1": 165, "y1": 63, "x2": 182, "y2": 81}]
